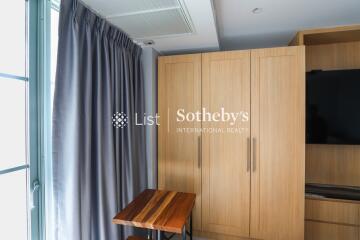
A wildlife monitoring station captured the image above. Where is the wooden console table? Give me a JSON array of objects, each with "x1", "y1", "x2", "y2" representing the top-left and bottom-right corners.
[{"x1": 113, "y1": 189, "x2": 196, "y2": 240}]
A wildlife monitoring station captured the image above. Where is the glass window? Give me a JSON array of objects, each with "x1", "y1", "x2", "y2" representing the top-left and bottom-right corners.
[
  {"x1": 0, "y1": 170, "x2": 28, "y2": 240},
  {"x1": 0, "y1": 0, "x2": 29, "y2": 239},
  {"x1": 0, "y1": 0, "x2": 26, "y2": 77},
  {"x1": 0, "y1": 77, "x2": 26, "y2": 170},
  {"x1": 51, "y1": 6, "x2": 59, "y2": 109}
]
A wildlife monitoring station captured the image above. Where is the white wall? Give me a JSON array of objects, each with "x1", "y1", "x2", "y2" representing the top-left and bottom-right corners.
[{"x1": 141, "y1": 47, "x2": 159, "y2": 188}]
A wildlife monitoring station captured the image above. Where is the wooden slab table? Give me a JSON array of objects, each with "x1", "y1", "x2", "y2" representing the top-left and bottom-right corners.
[{"x1": 113, "y1": 189, "x2": 196, "y2": 240}]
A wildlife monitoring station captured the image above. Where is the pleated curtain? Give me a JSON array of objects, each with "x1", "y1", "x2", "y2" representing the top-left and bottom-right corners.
[{"x1": 52, "y1": 0, "x2": 148, "y2": 239}]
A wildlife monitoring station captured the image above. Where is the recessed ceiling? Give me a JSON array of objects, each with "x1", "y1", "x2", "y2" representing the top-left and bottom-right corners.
[
  {"x1": 80, "y1": 0, "x2": 360, "y2": 53},
  {"x1": 213, "y1": 0, "x2": 360, "y2": 50},
  {"x1": 80, "y1": 0, "x2": 219, "y2": 53}
]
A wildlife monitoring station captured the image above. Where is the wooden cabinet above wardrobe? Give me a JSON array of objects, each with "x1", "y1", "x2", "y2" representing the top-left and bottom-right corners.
[{"x1": 158, "y1": 46, "x2": 305, "y2": 240}]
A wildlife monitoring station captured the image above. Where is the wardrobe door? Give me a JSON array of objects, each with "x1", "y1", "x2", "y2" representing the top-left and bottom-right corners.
[
  {"x1": 250, "y1": 46, "x2": 305, "y2": 240},
  {"x1": 158, "y1": 54, "x2": 202, "y2": 230},
  {"x1": 202, "y1": 51, "x2": 251, "y2": 237}
]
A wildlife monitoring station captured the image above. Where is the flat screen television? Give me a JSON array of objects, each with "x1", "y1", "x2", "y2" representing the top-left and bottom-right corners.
[{"x1": 306, "y1": 69, "x2": 360, "y2": 145}]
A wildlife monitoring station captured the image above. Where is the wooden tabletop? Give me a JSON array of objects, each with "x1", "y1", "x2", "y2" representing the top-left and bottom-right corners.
[{"x1": 112, "y1": 189, "x2": 196, "y2": 233}]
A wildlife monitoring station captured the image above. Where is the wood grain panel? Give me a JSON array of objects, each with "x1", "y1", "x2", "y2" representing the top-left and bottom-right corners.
[
  {"x1": 289, "y1": 26, "x2": 360, "y2": 240},
  {"x1": 289, "y1": 32, "x2": 304, "y2": 46},
  {"x1": 158, "y1": 54, "x2": 202, "y2": 230},
  {"x1": 194, "y1": 230, "x2": 253, "y2": 240},
  {"x1": 290, "y1": 27, "x2": 360, "y2": 188},
  {"x1": 305, "y1": 221, "x2": 359, "y2": 240},
  {"x1": 306, "y1": 41, "x2": 360, "y2": 71},
  {"x1": 250, "y1": 46, "x2": 305, "y2": 240},
  {"x1": 305, "y1": 40, "x2": 360, "y2": 187},
  {"x1": 305, "y1": 198, "x2": 360, "y2": 226},
  {"x1": 289, "y1": 25, "x2": 360, "y2": 46},
  {"x1": 306, "y1": 144, "x2": 360, "y2": 186},
  {"x1": 113, "y1": 189, "x2": 195, "y2": 233},
  {"x1": 127, "y1": 236, "x2": 147, "y2": 240},
  {"x1": 304, "y1": 30, "x2": 360, "y2": 46},
  {"x1": 202, "y1": 50, "x2": 251, "y2": 237}
]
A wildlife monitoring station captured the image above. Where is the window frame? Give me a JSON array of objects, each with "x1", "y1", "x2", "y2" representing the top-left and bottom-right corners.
[
  {"x1": 28, "y1": 0, "x2": 53, "y2": 239},
  {"x1": 0, "y1": 1, "x2": 58, "y2": 239}
]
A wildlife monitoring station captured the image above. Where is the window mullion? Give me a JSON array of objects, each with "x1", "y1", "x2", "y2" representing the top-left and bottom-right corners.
[
  {"x1": 0, "y1": 164, "x2": 30, "y2": 175},
  {"x1": 0, "y1": 72, "x2": 28, "y2": 81}
]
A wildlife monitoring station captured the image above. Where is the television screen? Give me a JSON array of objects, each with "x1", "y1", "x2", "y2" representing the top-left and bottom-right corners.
[{"x1": 306, "y1": 69, "x2": 360, "y2": 145}]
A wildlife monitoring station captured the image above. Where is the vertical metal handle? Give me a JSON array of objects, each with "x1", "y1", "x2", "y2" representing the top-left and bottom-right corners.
[
  {"x1": 198, "y1": 136, "x2": 202, "y2": 168},
  {"x1": 30, "y1": 180, "x2": 40, "y2": 209},
  {"x1": 247, "y1": 137, "x2": 251, "y2": 172},
  {"x1": 252, "y1": 138, "x2": 256, "y2": 172}
]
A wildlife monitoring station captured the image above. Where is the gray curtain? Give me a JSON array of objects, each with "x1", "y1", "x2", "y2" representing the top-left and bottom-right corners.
[{"x1": 52, "y1": 0, "x2": 147, "y2": 239}]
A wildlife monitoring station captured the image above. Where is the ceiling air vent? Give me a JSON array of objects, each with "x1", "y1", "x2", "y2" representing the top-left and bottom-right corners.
[{"x1": 106, "y1": 0, "x2": 194, "y2": 39}]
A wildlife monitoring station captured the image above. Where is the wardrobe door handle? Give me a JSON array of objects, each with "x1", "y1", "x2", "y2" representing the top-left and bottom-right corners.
[
  {"x1": 247, "y1": 137, "x2": 251, "y2": 172},
  {"x1": 198, "y1": 136, "x2": 202, "y2": 168},
  {"x1": 252, "y1": 138, "x2": 256, "y2": 172}
]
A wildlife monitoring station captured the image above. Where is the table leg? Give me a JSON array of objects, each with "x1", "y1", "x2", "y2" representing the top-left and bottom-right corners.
[
  {"x1": 157, "y1": 230, "x2": 162, "y2": 240},
  {"x1": 147, "y1": 229, "x2": 152, "y2": 239},
  {"x1": 182, "y1": 225, "x2": 186, "y2": 240},
  {"x1": 189, "y1": 213, "x2": 193, "y2": 240}
]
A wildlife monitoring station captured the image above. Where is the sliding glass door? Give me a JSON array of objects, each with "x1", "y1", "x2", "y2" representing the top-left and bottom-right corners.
[{"x1": 0, "y1": 0, "x2": 31, "y2": 239}]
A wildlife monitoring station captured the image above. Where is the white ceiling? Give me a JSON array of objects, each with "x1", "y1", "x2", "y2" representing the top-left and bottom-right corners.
[
  {"x1": 80, "y1": 0, "x2": 360, "y2": 53},
  {"x1": 214, "y1": 0, "x2": 360, "y2": 50},
  {"x1": 80, "y1": 0, "x2": 219, "y2": 53}
]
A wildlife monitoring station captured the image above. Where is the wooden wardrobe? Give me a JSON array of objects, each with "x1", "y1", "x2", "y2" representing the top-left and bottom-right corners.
[{"x1": 158, "y1": 46, "x2": 305, "y2": 240}]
